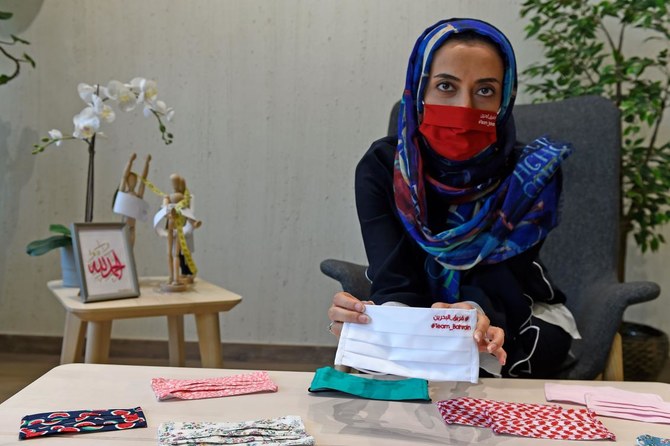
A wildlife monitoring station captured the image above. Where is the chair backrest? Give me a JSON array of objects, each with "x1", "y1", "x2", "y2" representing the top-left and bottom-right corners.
[
  {"x1": 319, "y1": 259, "x2": 371, "y2": 300},
  {"x1": 513, "y1": 96, "x2": 620, "y2": 317},
  {"x1": 387, "y1": 96, "x2": 622, "y2": 318}
]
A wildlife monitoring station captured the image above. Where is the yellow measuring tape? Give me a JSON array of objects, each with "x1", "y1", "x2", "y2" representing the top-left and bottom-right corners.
[{"x1": 140, "y1": 176, "x2": 198, "y2": 276}]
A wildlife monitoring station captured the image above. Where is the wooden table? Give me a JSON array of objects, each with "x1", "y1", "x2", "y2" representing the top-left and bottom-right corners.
[
  {"x1": 1, "y1": 363, "x2": 670, "y2": 445},
  {"x1": 48, "y1": 277, "x2": 242, "y2": 368}
]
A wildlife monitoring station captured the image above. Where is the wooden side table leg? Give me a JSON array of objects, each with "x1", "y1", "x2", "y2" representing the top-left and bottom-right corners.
[
  {"x1": 603, "y1": 332, "x2": 624, "y2": 381},
  {"x1": 60, "y1": 312, "x2": 87, "y2": 364},
  {"x1": 195, "y1": 312, "x2": 223, "y2": 368},
  {"x1": 167, "y1": 315, "x2": 186, "y2": 367},
  {"x1": 85, "y1": 321, "x2": 112, "y2": 364}
]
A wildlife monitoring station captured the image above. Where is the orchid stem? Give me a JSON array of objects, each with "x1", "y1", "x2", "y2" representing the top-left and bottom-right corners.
[{"x1": 84, "y1": 136, "x2": 96, "y2": 222}]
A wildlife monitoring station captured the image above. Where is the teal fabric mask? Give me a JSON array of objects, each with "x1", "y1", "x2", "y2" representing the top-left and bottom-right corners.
[{"x1": 308, "y1": 367, "x2": 430, "y2": 402}]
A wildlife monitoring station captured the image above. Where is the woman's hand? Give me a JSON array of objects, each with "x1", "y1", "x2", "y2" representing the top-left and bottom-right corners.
[
  {"x1": 431, "y1": 302, "x2": 507, "y2": 366},
  {"x1": 327, "y1": 292, "x2": 373, "y2": 336}
]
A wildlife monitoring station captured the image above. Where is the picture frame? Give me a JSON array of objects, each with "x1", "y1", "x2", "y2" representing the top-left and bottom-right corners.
[{"x1": 71, "y1": 222, "x2": 140, "y2": 303}]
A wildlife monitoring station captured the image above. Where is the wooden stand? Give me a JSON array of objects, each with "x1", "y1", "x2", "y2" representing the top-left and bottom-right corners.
[{"x1": 160, "y1": 282, "x2": 189, "y2": 292}]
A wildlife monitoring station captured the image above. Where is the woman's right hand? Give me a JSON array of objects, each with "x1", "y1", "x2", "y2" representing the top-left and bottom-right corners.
[{"x1": 327, "y1": 292, "x2": 372, "y2": 336}]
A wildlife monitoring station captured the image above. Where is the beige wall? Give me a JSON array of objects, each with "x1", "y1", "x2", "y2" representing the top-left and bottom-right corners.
[{"x1": 0, "y1": 0, "x2": 667, "y2": 347}]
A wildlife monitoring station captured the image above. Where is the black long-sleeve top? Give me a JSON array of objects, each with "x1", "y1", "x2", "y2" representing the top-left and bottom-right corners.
[
  {"x1": 355, "y1": 136, "x2": 565, "y2": 321},
  {"x1": 355, "y1": 136, "x2": 576, "y2": 377}
]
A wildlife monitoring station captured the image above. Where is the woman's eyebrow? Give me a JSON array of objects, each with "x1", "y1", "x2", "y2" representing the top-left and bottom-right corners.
[
  {"x1": 476, "y1": 77, "x2": 502, "y2": 84},
  {"x1": 432, "y1": 73, "x2": 501, "y2": 84},
  {"x1": 433, "y1": 73, "x2": 459, "y2": 81}
]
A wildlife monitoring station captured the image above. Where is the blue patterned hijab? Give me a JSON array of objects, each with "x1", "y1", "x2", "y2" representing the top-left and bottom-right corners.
[{"x1": 392, "y1": 18, "x2": 574, "y2": 302}]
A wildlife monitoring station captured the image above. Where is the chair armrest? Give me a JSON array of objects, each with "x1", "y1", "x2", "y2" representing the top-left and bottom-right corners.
[
  {"x1": 319, "y1": 259, "x2": 371, "y2": 300},
  {"x1": 562, "y1": 280, "x2": 660, "y2": 379},
  {"x1": 577, "y1": 280, "x2": 660, "y2": 328}
]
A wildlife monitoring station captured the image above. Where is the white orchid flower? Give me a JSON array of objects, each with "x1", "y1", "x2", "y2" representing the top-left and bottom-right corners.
[
  {"x1": 105, "y1": 80, "x2": 122, "y2": 99},
  {"x1": 129, "y1": 77, "x2": 144, "y2": 92},
  {"x1": 142, "y1": 80, "x2": 158, "y2": 104},
  {"x1": 98, "y1": 86, "x2": 109, "y2": 99},
  {"x1": 38, "y1": 76, "x2": 174, "y2": 152},
  {"x1": 48, "y1": 129, "x2": 63, "y2": 146},
  {"x1": 117, "y1": 89, "x2": 137, "y2": 112},
  {"x1": 153, "y1": 100, "x2": 168, "y2": 114},
  {"x1": 72, "y1": 107, "x2": 100, "y2": 139},
  {"x1": 78, "y1": 83, "x2": 108, "y2": 105},
  {"x1": 148, "y1": 100, "x2": 175, "y2": 121},
  {"x1": 130, "y1": 77, "x2": 158, "y2": 105},
  {"x1": 77, "y1": 83, "x2": 96, "y2": 104},
  {"x1": 107, "y1": 80, "x2": 137, "y2": 112},
  {"x1": 92, "y1": 94, "x2": 116, "y2": 123}
]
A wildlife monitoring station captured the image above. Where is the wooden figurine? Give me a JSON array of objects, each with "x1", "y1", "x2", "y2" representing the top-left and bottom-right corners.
[
  {"x1": 161, "y1": 173, "x2": 202, "y2": 292},
  {"x1": 115, "y1": 153, "x2": 151, "y2": 246}
]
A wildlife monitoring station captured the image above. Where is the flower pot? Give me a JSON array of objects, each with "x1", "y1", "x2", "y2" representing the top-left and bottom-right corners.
[
  {"x1": 60, "y1": 245, "x2": 79, "y2": 288},
  {"x1": 620, "y1": 322, "x2": 669, "y2": 381}
]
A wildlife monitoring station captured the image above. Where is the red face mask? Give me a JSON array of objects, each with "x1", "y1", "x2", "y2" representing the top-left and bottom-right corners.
[{"x1": 419, "y1": 104, "x2": 497, "y2": 161}]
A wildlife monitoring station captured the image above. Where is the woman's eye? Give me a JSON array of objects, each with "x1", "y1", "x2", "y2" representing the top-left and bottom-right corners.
[
  {"x1": 436, "y1": 82, "x2": 454, "y2": 92},
  {"x1": 478, "y1": 86, "x2": 495, "y2": 97}
]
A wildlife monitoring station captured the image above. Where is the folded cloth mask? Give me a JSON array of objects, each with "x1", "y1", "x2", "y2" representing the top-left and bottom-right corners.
[
  {"x1": 335, "y1": 305, "x2": 479, "y2": 382},
  {"x1": 308, "y1": 366, "x2": 430, "y2": 401},
  {"x1": 546, "y1": 383, "x2": 670, "y2": 424},
  {"x1": 157, "y1": 415, "x2": 314, "y2": 446},
  {"x1": 19, "y1": 407, "x2": 147, "y2": 440},
  {"x1": 151, "y1": 371, "x2": 278, "y2": 401},
  {"x1": 437, "y1": 397, "x2": 616, "y2": 441}
]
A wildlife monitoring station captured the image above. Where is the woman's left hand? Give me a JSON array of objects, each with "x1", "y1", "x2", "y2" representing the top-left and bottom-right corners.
[{"x1": 431, "y1": 302, "x2": 506, "y2": 366}]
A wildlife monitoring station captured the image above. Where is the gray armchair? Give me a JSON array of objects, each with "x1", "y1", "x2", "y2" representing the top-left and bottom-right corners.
[{"x1": 321, "y1": 95, "x2": 660, "y2": 380}]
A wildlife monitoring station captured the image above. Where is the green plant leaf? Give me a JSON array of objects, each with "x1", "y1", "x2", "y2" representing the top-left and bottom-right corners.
[
  {"x1": 11, "y1": 34, "x2": 29, "y2": 45},
  {"x1": 521, "y1": 0, "x2": 670, "y2": 254},
  {"x1": 49, "y1": 224, "x2": 71, "y2": 237},
  {"x1": 0, "y1": 11, "x2": 13, "y2": 20},
  {"x1": 23, "y1": 53, "x2": 35, "y2": 68},
  {"x1": 26, "y1": 235, "x2": 72, "y2": 256}
]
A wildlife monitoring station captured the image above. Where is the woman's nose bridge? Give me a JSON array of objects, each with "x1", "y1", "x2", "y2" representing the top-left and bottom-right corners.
[{"x1": 454, "y1": 90, "x2": 474, "y2": 108}]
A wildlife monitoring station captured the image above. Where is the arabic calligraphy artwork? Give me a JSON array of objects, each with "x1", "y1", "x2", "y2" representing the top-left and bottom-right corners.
[{"x1": 71, "y1": 222, "x2": 140, "y2": 302}]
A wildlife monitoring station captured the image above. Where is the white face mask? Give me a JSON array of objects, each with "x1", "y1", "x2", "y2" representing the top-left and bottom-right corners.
[{"x1": 335, "y1": 305, "x2": 479, "y2": 383}]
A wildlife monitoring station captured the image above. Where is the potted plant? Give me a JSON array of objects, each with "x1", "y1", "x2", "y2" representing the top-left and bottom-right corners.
[
  {"x1": 520, "y1": 0, "x2": 670, "y2": 265},
  {"x1": 32, "y1": 77, "x2": 174, "y2": 221},
  {"x1": 25, "y1": 224, "x2": 77, "y2": 287},
  {"x1": 520, "y1": 0, "x2": 670, "y2": 379},
  {"x1": 27, "y1": 78, "x2": 175, "y2": 285}
]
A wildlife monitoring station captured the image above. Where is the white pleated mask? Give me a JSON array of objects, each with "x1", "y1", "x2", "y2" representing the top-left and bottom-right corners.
[{"x1": 335, "y1": 305, "x2": 479, "y2": 383}]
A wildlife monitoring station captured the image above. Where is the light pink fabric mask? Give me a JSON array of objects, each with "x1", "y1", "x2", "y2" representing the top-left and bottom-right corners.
[
  {"x1": 545, "y1": 383, "x2": 670, "y2": 424},
  {"x1": 151, "y1": 371, "x2": 277, "y2": 401}
]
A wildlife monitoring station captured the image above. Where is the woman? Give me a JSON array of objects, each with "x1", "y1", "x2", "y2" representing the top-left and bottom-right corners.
[{"x1": 328, "y1": 18, "x2": 579, "y2": 378}]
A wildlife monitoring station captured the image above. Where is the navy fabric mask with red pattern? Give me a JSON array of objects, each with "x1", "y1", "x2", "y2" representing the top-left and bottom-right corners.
[{"x1": 19, "y1": 407, "x2": 146, "y2": 440}]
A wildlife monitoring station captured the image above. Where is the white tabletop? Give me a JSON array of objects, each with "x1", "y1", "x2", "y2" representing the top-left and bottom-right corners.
[{"x1": 1, "y1": 363, "x2": 669, "y2": 445}]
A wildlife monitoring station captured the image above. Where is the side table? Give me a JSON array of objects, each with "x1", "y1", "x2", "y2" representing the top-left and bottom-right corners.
[{"x1": 48, "y1": 276, "x2": 242, "y2": 368}]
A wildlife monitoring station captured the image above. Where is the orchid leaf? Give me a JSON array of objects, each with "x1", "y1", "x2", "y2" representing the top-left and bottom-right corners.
[
  {"x1": 49, "y1": 224, "x2": 71, "y2": 237},
  {"x1": 26, "y1": 235, "x2": 72, "y2": 256}
]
